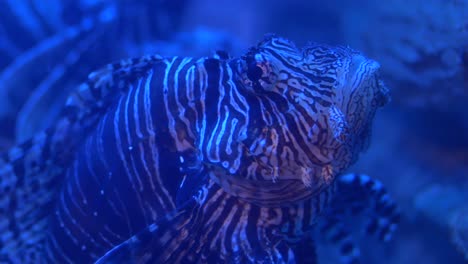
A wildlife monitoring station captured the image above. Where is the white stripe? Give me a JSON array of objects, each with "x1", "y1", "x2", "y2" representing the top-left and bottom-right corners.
[
  {"x1": 143, "y1": 70, "x2": 176, "y2": 210},
  {"x1": 205, "y1": 62, "x2": 224, "y2": 162},
  {"x1": 113, "y1": 96, "x2": 147, "y2": 223}
]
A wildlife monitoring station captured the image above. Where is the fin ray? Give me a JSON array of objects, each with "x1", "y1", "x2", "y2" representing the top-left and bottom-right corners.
[{"x1": 0, "y1": 54, "x2": 165, "y2": 262}]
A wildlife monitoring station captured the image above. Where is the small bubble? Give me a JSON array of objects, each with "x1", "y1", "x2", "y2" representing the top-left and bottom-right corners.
[
  {"x1": 93, "y1": 212, "x2": 98, "y2": 216},
  {"x1": 81, "y1": 245, "x2": 86, "y2": 251},
  {"x1": 128, "y1": 146, "x2": 134, "y2": 151},
  {"x1": 100, "y1": 190, "x2": 104, "y2": 195}
]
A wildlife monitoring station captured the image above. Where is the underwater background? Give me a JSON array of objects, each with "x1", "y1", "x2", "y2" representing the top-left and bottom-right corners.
[{"x1": 0, "y1": 0, "x2": 466, "y2": 263}]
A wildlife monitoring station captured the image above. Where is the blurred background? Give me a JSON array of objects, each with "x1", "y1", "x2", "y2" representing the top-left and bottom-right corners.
[{"x1": 0, "y1": 0, "x2": 466, "y2": 263}]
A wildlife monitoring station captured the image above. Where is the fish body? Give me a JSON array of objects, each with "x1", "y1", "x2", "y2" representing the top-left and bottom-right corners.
[{"x1": 0, "y1": 36, "x2": 397, "y2": 263}]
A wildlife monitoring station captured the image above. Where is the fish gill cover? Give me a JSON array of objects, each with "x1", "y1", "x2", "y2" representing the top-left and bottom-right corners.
[{"x1": 0, "y1": 0, "x2": 466, "y2": 263}]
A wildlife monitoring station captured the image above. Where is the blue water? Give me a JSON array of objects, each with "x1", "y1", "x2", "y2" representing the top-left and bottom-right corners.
[{"x1": 0, "y1": 0, "x2": 466, "y2": 263}]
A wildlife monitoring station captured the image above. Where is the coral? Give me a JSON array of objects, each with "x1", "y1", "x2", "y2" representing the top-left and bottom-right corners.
[
  {"x1": 341, "y1": 0, "x2": 468, "y2": 109},
  {"x1": 451, "y1": 208, "x2": 468, "y2": 260},
  {"x1": 414, "y1": 184, "x2": 466, "y2": 226},
  {"x1": 414, "y1": 184, "x2": 468, "y2": 260}
]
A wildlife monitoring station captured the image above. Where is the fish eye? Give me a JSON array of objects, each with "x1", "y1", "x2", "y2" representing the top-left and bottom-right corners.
[{"x1": 246, "y1": 60, "x2": 263, "y2": 83}]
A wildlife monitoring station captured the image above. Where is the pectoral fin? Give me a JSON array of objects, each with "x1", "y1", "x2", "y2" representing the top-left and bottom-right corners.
[{"x1": 95, "y1": 207, "x2": 195, "y2": 263}]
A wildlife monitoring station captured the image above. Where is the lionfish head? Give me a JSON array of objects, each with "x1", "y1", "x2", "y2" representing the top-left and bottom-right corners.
[{"x1": 233, "y1": 35, "x2": 389, "y2": 192}]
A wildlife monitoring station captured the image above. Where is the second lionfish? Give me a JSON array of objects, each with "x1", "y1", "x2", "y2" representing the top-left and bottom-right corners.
[{"x1": 0, "y1": 35, "x2": 399, "y2": 263}]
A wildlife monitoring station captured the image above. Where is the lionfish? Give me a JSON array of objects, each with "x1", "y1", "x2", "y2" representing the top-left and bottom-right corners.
[{"x1": 0, "y1": 35, "x2": 399, "y2": 263}]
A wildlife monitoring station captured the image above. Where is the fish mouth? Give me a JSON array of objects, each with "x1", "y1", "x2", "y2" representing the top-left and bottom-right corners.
[
  {"x1": 207, "y1": 159, "x2": 337, "y2": 207},
  {"x1": 254, "y1": 163, "x2": 335, "y2": 187},
  {"x1": 208, "y1": 167, "x2": 324, "y2": 207}
]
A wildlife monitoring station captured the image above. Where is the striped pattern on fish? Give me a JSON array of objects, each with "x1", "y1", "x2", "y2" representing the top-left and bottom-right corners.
[
  {"x1": 96, "y1": 179, "x2": 336, "y2": 263},
  {"x1": 0, "y1": 54, "x2": 166, "y2": 263},
  {"x1": 0, "y1": 35, "x2": 396, "y2": 263}
]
